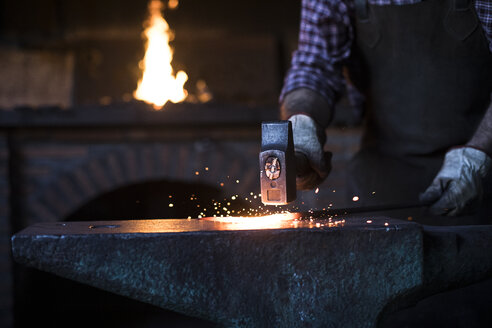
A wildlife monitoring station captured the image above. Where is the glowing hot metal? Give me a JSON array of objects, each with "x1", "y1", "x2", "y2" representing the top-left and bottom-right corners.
[{"x1": 201, "y1": 213, "x2": 301, "y2": 230}]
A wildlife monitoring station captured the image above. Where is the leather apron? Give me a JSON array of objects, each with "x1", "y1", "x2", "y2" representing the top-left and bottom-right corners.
[{"x1": 347, "y1": 0, "x2": 492, "y2": 222}]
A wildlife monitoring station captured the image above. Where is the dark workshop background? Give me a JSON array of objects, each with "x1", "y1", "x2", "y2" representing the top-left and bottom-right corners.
[{"x1": 0, "y1": 0, "x2": 490, "y2": 328}]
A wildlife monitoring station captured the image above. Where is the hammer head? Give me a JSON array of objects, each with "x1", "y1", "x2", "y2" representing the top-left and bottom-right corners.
[{"x1": 260, "y1": 121, "x2": 297, "y2": 205}]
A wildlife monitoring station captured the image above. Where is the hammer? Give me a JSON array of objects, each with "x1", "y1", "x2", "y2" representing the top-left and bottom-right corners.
[{"x1": 259, "y1": 121, "x2": 306, "y2": 205}]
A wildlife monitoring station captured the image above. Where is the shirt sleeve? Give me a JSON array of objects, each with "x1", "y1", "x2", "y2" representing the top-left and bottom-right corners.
[
  {"x1": 475, "y1": 0, "x2": 492, "y2": 53},
  {"x1": 280, "y1": 0, "x2": 354, "y2": 109}
]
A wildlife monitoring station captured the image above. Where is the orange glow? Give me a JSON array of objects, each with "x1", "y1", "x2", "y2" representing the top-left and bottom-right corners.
[
  {"x1": 134, "y1": 0, "x2": 188, "y2": 109},
  {"x1": 168, "y1": 0, "x2": 179, "y2": 9},
  {"x1": 201, "y1": 213, "x2": 301, "y2": 230}
]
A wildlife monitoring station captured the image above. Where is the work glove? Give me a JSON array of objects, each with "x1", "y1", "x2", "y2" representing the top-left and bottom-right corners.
[
  {"x1": 420, "y1": 147, "x2": 492, "y2": 216},
  {"x1": 289, "y1": 114, "x2": 332, "y2": 190}
]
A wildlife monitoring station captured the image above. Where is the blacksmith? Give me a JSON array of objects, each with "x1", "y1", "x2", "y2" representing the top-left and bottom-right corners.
[{"x1": 281, "y1": 0, "x2": 492, "y2": 221}]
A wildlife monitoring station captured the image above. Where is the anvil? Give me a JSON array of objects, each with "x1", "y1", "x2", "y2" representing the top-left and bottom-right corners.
[{"x1": 11, "y1": 216, "x2": 492, "y2": 328}]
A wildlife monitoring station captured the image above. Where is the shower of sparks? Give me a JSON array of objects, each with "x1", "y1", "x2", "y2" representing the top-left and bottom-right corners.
[{"x1": 166, "y1": 171, "x2": 351, "y2": 230}]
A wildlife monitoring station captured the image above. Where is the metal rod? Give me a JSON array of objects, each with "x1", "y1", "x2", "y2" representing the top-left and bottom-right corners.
[{"x1": 300, "y1": 202, "x2": 429, "y2": 218}]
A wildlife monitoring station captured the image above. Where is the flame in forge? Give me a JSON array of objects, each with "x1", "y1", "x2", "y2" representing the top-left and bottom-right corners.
[{"x1": 134, "y1": 0, "x2": 188, "y2": 109}]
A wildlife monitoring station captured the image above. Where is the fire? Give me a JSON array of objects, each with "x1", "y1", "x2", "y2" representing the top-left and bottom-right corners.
[{"x1": 134, "y1": 0, "x2": 188, "y2": 109}]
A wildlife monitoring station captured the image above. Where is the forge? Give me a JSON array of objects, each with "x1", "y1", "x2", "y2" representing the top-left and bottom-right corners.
[{"x1": 11, "y1": 216, "x2": 492, "y2": 328}]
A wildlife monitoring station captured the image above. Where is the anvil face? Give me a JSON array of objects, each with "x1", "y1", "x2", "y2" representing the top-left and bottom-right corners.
[{"x1": 17, "y1": 216, "x2": 397, "y2": 235}]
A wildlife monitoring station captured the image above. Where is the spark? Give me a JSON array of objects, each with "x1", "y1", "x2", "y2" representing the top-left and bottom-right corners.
[{"x1": 168, "y1": 0, "x2": 179, "y2": 9}]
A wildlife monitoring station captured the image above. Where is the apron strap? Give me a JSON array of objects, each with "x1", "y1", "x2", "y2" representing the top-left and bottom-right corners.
[
  {"x1": 454, "y1": 0, "x2": 470, "y2": 10},
  {"x1": 354, "y1": 0, "x2": 380, "y2": 48},
  {"x1": 355, "y1": 0, "x2": 369, "y2": 21},
  {"x1": 445, "y1": 0, "x2": 478, "y2": 40}
]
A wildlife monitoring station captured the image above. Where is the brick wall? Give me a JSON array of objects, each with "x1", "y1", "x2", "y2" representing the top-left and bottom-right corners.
[
  {"x1": 0, "y1": 49, "x2": 74, "y2": 109},
  {"x1": 13, "y1": 128, "x2": 263, "y2": 225}
]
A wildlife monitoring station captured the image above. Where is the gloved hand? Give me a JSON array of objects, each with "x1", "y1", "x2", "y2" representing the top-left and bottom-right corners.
[
  {"x1": 289, "y1": 114, "x2": 332, "y2": 190},
  {"x1": 420, "y1": 147, "x2": 492, "y2": 216}
]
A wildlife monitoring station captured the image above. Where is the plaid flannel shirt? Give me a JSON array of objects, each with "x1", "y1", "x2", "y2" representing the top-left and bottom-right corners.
[{"x1": 281, "y1": 0, "x2": 492, "y2": 117}]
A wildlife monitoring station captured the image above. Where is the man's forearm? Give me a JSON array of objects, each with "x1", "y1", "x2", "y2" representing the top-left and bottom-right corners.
[
  {"x1": 280, "y1": 88, "x2": 333, "y2": 128},
  {"x1": 467, "y1": 100, "x2": 492, "y2": 157},
  {"x1": 279, "y1": 0, "x2": 353, "y2": 125}
]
